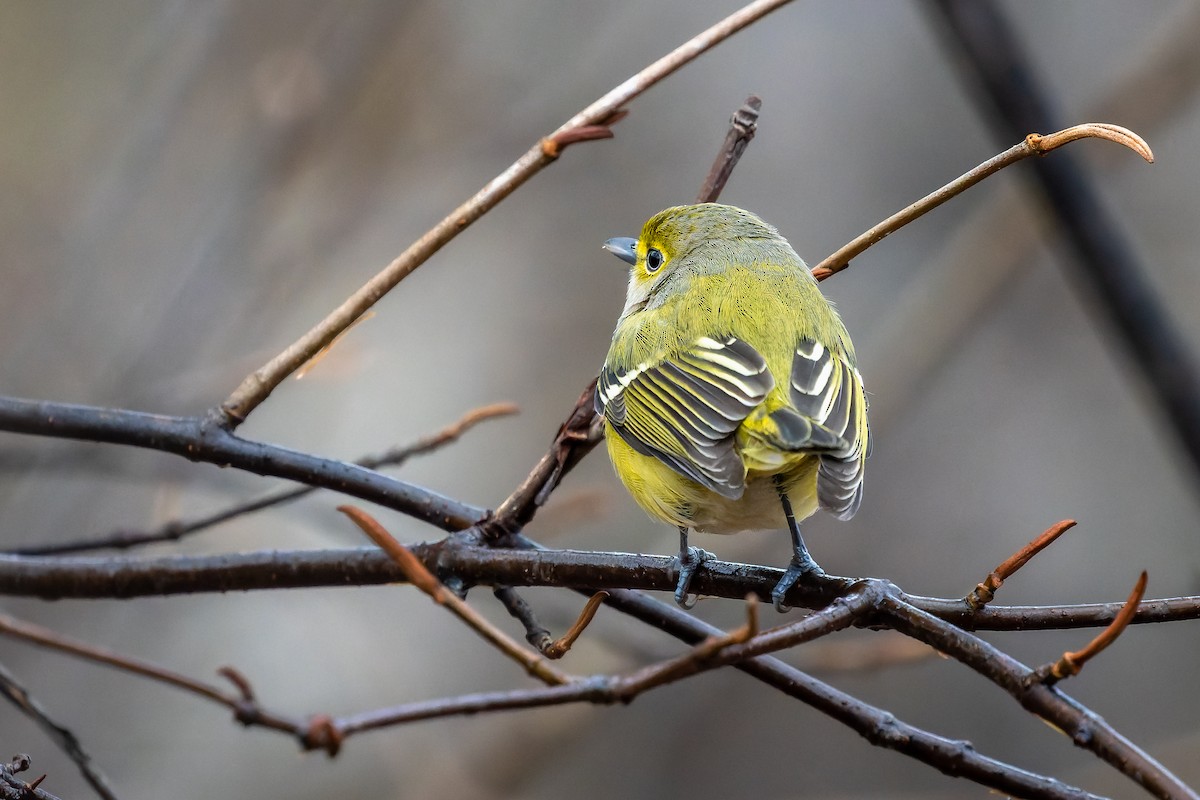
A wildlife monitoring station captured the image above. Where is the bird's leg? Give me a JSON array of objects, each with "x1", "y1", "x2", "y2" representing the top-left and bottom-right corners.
[
  {"x1": 674, "y1": 526, "x2": 715, "y2": 609},
  {"x1": 772, "y1": 476, "x2": 825, "y2": 612}
]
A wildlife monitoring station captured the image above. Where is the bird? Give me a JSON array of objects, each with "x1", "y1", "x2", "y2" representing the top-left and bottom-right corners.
[{"x1": 594, "y1": 203, "x2": 869, "y2": 611}]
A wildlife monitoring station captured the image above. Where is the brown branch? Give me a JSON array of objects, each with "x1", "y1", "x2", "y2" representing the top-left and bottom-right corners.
[
  {"x1": 216, "y1": 0, "x2": 798, "y2": 426},
  {"x1": 480, "y1": 381, "x2": 603, "y2": 542},
  {"x1": 966, "y1": 519, "x2": 1077, "y2": 609},
  {"x1": 5, "y1": 402, "x2": 516, "y2": 557},
  {"x1": 810, "y1": 122, "x2": 1153, "y2": 281},
  {"x1": 1034, "y1": 571, "x2": 1148, "y2": 685},
  {"x1": 0, "y1": 662, "x2": 118, "y2": 800},
  {"x1": 696, "y1": 95, "x2": 761, "y2": 203},
  {"x1": 339, "y1": 506, "x2": 571, "y2": 686}
]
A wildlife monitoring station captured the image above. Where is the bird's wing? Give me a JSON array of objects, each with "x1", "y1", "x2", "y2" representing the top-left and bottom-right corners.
[
  {"x1": 595, "y1": 336, "x2": 773, "y2": 499},
  {"x1": 788, "y1": 337, "x2": 870, "y2": 520}
]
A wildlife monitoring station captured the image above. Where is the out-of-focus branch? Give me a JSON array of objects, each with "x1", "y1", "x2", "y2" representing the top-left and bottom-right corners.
[
  {"x1": 926, "y1": 0, "x2": 1200, "y2": 482},
  {"x1": 5, "y1": 403, "x2": 516, "y2": 557},
  {"x1": 216, "y1": 0, "x2": 797, "y2": 427},
  {"x1": 0, "y1": 662, "x2": 118, "y2": 800}
]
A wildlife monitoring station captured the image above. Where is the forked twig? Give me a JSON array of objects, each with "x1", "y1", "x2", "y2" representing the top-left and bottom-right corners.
[
  {"x1": 339, "y1": 505, "x2": 575, "y2": 686},
  {"x1": 0, "y1": 661, "x2": 119, "y2": 800},
  {"x1": 811, "y1": 123, "x2": 1153, "y2": 281},
  {"x1": 5, "y1": 402, "x2": 516, "y2": 556},
  {"x1": 966, "y1": 519, "x2": 1077, "y2": 609}
]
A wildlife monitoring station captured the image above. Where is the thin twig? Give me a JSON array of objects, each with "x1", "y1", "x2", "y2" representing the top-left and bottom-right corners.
[
  {"x1": 544, "y1": 592, "x2": 609, "y2": 659},
  {"x1": 810, "y1": 122, "x2": 1153, "y2": 281},
  {"x1": 480, "y1": 381, "x2": 603, "y2": 542},
  {"x1": 966, "y1": 520, "x2": 1077, "y2": 609},
  {"x1": 339, "y1": 506, "x2": 571, "y2": 686},
  {"x1": 0, "y1": 662, "x2": 119, "y2": 800},
  {"x1": 0, "y1": 611, "x2": 337, "y2": 752},
  {"x1": 216, "y1": 0, "x2": 797, "y2": 426},
  {"x1": 696, "y1": 95, "x2": 761, "y2": 204},
  {"x1": 1034, "y1": 571, "x2": 1148, "y2": 686},
  {"x1": 5, "y1": 403, "x2": 516, "y2": 556}
]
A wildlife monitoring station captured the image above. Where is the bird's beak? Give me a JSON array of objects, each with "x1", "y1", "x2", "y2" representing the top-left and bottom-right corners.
[{"x1": 602, "y1": 237, "x2": 638, "y2": 266}]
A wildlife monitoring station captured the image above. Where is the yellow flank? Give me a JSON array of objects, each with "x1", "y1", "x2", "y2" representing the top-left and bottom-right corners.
[
  {"x1": 596, "y1": 203, "x2": 869, "y2": 537},
  {"x1": 606, "y1": 430, "x2": 819, "y2": 532}
]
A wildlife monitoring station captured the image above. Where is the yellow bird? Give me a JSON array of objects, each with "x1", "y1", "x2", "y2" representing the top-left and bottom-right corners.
[{"x1": 595, "y1": 203, "x2": 869, "y2": 610}]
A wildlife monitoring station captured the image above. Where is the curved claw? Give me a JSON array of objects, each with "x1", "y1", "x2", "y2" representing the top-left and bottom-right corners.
[
  {"x1": 674, "y1": 546, "x2": 715, "y2": 608},
  {"x1": 771, "y1": 558, "x2": 826, "y2": 613}
]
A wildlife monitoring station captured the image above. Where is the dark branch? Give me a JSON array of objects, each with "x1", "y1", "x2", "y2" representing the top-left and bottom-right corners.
[
  {"x1": 926, "y1": 0, "x2": 1200, "y2": 481},
  {"x1": 0, "y1": 396, "x2": 484, "y2": 533},
  {"x1": 2, "y1": 545, "x2": 1197, "y2": 633}
]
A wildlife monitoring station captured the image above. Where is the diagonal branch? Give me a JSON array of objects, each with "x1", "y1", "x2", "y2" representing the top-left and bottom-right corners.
[
  {"x1": 880, "y1": 593, "x2": 1194, "y2": 800},
  {"x1": 216, "y1": 0, "x2": 798, "y2": 427},
  {"x1": 811, "y1": 122, "x2": 1152, "y2": 281},
  {"x1": 0, "y1": 662, "x2": 119, "y2": 800}
]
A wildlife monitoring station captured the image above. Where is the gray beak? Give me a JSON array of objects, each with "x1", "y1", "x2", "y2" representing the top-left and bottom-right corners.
[{"x1": 602, "y1": 237, "x2": 638, "y2": 265}]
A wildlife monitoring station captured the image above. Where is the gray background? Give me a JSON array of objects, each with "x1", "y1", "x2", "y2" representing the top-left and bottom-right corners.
[{"x1": 1, "y1": 1, "x2": 1198, "y2": 797}]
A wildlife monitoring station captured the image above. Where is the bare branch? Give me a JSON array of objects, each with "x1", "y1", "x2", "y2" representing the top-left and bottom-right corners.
[
  {"x1": 966, "y1": 520, "x2": 1077, "y2": 609},
  {"x1": 1034, "y1": 571, "x2": 1148, "y2": 685},
  {"x1": 0, "y1": 396, "x2": 485, "y2": 533},
  {"x1": 696, "y1": 95, "x2": 762, "y2": 203},
  {"x1": 0, "y1": 755, "x2": 63, "y2": 800},
  {"x1": 880, "y1": 593, "x2": 1193, "y2": 800},
  {"x1": 339, "y1": 506, "x2": 571, "y2": 686},
  {"x1": 2, "y1": 543, "x2": 1198, "y2": 633},
  {"x1": 0, "y1": 662, "x2": 119, "y2": 800},
  {"x1": 216, "y1": 0, "x2": 798, "y2": 426},
  {"x1": 810, "y1": 123, "x2": 1153, "y2": 281},
  {"x1": 5, "y1": 402, "x2": 515, "y2": 556}
]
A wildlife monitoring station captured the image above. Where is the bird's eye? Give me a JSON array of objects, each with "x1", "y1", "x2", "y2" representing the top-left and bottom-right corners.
[{"x1": 645, "y1": 248, "x2": 664, "y2": 273}]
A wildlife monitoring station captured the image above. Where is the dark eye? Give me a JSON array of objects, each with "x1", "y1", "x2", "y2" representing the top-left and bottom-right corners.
[{"x1": 645, "y1": 248, "x2": 664, "y2": 273}]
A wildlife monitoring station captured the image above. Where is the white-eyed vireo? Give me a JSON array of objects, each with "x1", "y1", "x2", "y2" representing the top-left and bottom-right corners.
[{"x1": 595, "y1": 203, "x2": 869, "y2": 610}]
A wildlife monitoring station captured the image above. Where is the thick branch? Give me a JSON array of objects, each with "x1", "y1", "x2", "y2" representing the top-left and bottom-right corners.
[
  {"x1": 2, "y1": 545, "x2": 1197, "y2": 633},
  {"x1": 0, "y1": 396, "x2": 483, "y2": 532}
]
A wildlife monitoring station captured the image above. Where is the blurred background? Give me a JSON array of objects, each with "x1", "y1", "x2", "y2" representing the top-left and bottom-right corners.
[{"x1": 2, "y1": 1, "x2": 1199, "y2": 797}]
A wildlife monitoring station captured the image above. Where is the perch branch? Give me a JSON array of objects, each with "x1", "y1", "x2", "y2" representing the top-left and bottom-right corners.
[{"x1": 2, "y1": 543, "x2": 1199, "y2": 632}]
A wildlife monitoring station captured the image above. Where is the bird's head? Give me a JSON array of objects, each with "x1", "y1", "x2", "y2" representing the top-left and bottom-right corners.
[{"x1": 603, "y1": 203, "x2": 784, "y2": 318}]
